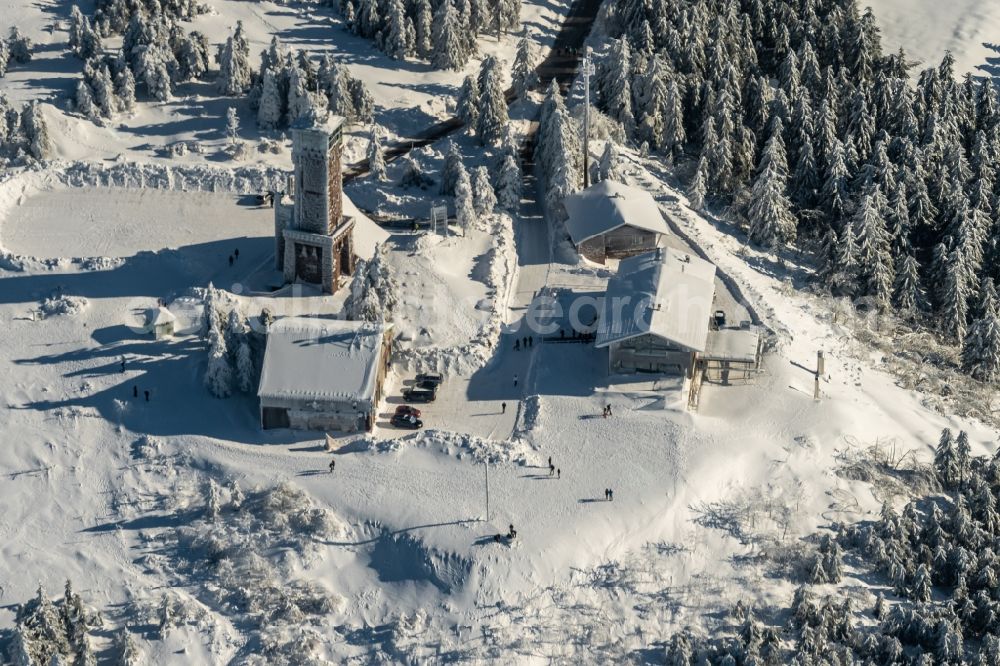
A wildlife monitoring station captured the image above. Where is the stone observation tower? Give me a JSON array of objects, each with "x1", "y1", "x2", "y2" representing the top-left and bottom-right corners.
[{"x1": 274, "y1": 117, "x2": 355, "y2": 294}]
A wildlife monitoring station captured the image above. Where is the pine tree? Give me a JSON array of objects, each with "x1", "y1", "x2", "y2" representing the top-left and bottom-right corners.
[
  {"x1": 414, "y1": 0, "x2": 433, "y2": 58},
  {"x1": 511, "y1": 38, "x2": 537, "y2": 98},
  {"x1": 348, "y1": 77, "x2": 374, "y2": 122},
  {"x1": 893, "y1": 252, "x2": 924, "y2": 315},
  {"x1": 688, "y1": 154, "x2": 708, "y2": 211},
  {"x1": 285, "y1": 66, "x2": 315, "y2": 126},
  {"x1": 139, "y1": 46, "x2": 172, "y2": 102},
  {"x1": 354, "y1": 0, "x2": 381, "y2": 39},
  {"x1": 385, "y1": 0, "x2": 412, "y2": 60},
  {"x1": 257, "y1": 68, "x2": 283, "y2": 130},
  {"x1": 8, "y1": 26, "x2": 32, "y2": 64},
  {"x1": 597, "y1": 141, "x2": 624, "y2": 183},
  {"x1": 439, "y1": 140, "x2": 464, "y2": 195},
  {"x1": 431, "y1": 0, "x2": 467, "y2": 71},
  {"x1": 963, "y1": 286, "x2": 1000, "y2": 382},
  {"x1": 936, "y1": 428, "x2": 958, "y2": 488},
  {"x1": 603, "y1": 36, "x2": 635, "y2": 134},
  {"x1": 454, "y1": 165, "x2": 476, "y2": 233},
  {"x1": 21, "y1": 101, "x2": 51, "y2": 160},
  {"x1": 204, "y1": 315, "x2": 232, "y2": 399},
  {"x1": 456, "y1": 75, "x2": 479, "y2": 128},
  {"x1": 476, "y1": 55, "x2": 509, "y2": 146},
  {"x1": 114, "y1": 627, "x2": 140, "y2": 666},
  {"x1": 75, "y1": 81, "x2": 96, "y2": 119},
  {"x1": 940, "y1": 249, "x2": 970, "y2": 343},
  {"x1": 495, "y1": 152, "x2": 521, "y2": 211},
  {"x1": 472, "y1": 165, "x2": 496, "y2": 216},
  {"x1": 114, "y1": 67, "x2": 136, "y2": 113},
  {"x1": 217, "y1": 22, "x2": 252, "y2": 96},
  {"x1": 853, "y1": 190, "x2": 895, "y2": 308},
  {"x1": 367, "y1": 127, "x2": 386, "y2": 181},
  {"x1": 748, "y1": 122, "x2": 796, "y2": 248},
  {"x1": 232, "y1": 340, "x2": 253, "y2": 394},
  {"x1": 225, "y1": 107, "x2": 239, "y2": 145},
  {"x1": 399, "y1": 155, "x2": 432, "y2": 189}
]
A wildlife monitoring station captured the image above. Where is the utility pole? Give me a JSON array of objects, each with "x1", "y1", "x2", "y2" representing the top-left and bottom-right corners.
[{"x1": 582, "y1": 47, "x2": 596, "y2": 189}]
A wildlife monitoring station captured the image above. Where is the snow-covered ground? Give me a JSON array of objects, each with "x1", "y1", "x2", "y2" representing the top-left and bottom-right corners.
[
  {"x1": 867, "y1": 0, "x2": 1000, "y2": 76},
  {"x1": 4, "y1": 0, "x2": 1000, "y2": 662}
]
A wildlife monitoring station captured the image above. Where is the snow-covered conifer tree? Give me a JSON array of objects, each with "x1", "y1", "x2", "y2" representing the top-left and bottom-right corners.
[
  {"x1": 495, "y1": 152, "x2": 521, "y2": 211},
  {"x1": 8, "y1": 26, "x2": 32, "y2": 64},
  {"x1": 257, "y1": 68, "x2": 283, "y2": 130},
  {"x1": 476, "y1": 55, "x2": 509, "y2": 145},
  {"x1": 217, "y1": 23, "x2": 252, "y2": 96},
  {"x1": 367, "y1": 127, "x2": 387, "y2": 181},
  {"x1": 511, "y1": 37, "x2": 536, "y2": 98},
  {"x1": 472, "y1": 166, "x2": 496, "y2": 216},
  {"x1": 285, "y1": 66, "x2": 314, "y2": 126},
  {"x1": 940, "y1": 249, "x2": 970, "y2": 343},
  {"x1": 114, "y1": 67, "x2": 136, "y2": 113},
  {"x1": 348, "y1": 77, "x2": 374, "y2": 122},
  {"x1": 354, "y1": 0, "x2": 381, "y2": 39},
  {"x1": 413, "y1": 0, "x2": 433, "y2": 58},
  {"x1": 456, "y1": 75, "x2": 479, "y2": 128},
  {"x1": 235, "y1": 341, "x2": 254, "y2": 393},
  {"x1": 963, "y1": 285, "x2": 1000, "y2": 382},
  {"x1": 748, "y1": 122, "x2": 796, "y2": 248},
  {"x1": 688, "y1": 154, "x2": 708, "y2": 211},
  {"x1": 853, "y1": 189, "x2": 894, "y2": 308},
  {"x1": 602, "y1": 37, "x2": 635, "y2": 134},
  {"x1": 139, "y1": 46, "x2": 172, "y2": 101},
  {"x1": 454, "y1": 165, "x2": 476, "y2": 232},
  {"x1": 21, "y1": 101, "x2": 50, "y2": 160},
  {"x1": 439, "y1": 140, "x2": 464, "y2": 195},
  {"x1": 344, "y1": 244, "x2": 397, "y2": 322},
  {"x1": 893, "y1": 253, "x2": 924, "y2": 315},
  {"x1": 75, "y1": 81, "x2": 96, "y2": 119},
  {"x1": 431, "y1": 0, "x2": 467, "y2": 71},
  {"x1": 385, "y1": 0, "x2": 412, "y2": 60},
  {"x1": 399, "y1": 155, "x2": 431, "y2": 189},
  {"x1": 225, "y1": 107, "x2": 239, "y2": 145}
]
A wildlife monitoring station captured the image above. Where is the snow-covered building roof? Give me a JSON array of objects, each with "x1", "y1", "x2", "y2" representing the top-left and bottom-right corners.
[
  {"x1": 595, "y1": 248, "x2": 717, "y2": 352},
  {"x1": 563, "y1": 181, "x2": 670, "y2": 245},
  {"x1": 343, "y1": 195, "x2": 390, "y2": 262},
  {"x1": 258, "y1": 317, "x2": 388, "y2": 403},
  {"x1": 146, "y1": 306, "x2": 176, "y2": 326},
  {"x1": 703, "y1": 327, "x2": 762, "y2": 364}
]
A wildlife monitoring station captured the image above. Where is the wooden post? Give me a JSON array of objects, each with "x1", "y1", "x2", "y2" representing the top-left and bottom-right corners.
[{"x1": 817, "y1": 350, "x2": 825, "y2": 376}]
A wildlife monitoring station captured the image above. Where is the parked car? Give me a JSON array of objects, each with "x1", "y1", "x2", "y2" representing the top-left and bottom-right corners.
[
  {"x1": 415, "y1": 373, "x2": 443, "y2": 387},
  {"x1": 394, "y1": 405, "x2": 422, "y2": 418},
  {"x1": 402, "y1": 388, "x2": 437, "y2": 403},
  {"x1": 415, "y1": 379, "x2": 440, "y2": 391},
  {"x1": 391, "y1": 414, "x2": 423, "y2": 429}
]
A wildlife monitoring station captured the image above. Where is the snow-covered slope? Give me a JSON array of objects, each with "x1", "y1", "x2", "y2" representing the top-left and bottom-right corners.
[{"x1": 867, "y1": 0, "x2": 1000, "y2": 76}]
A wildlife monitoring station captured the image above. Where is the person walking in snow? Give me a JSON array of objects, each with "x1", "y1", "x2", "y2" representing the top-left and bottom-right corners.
[
  {"x1": 513, "y1": 373, "x2": 518, "y2": 388},
  {"x1": 133, "y1": 385, "x2": 138, "y2": 398},
  {"x1": 120, "y1": 356, "x2": 126, "y2": 373},
  {"x1": 144, "y1": 390, "x2": 150, "y2": 402},
  {"x1": 528, "y1": 336, "x2": 533, "y2": 347},
  {"x1": 228, "y1": 255, "x2": 234, "y2": 267},
  {"x1": 234, "y1": 248, "x2": 240, "y2": 260},
  {"x1": 604, "y1": 488, "x2": 610, "y2": 501},
  {"x1": 608, "y1": 489, "x2": 614, "y2": 501},
  {"x1": 501, "y1": 402, "x2": 507, "y2": 414},
  {"x1": 514, "y1": 339, "x2": 520, "y2": 351},
  {"x1": 329, "y1": 459, "x2": 336, "y2": 473},
  {"x1": 549, "y1": 463, "x2": 555, "y2": 476},
  {"x1": 548, "y1": 456, "x2": 552, "y2": 468},
  {"x1": 557, "y1": 468, "x2": 561, "y2": 479}
]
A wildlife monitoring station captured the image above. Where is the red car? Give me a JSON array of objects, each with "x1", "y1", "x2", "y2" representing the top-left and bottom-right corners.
[{"x1": 394, "y1": 405, "x2": 422, "y2": 418}]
